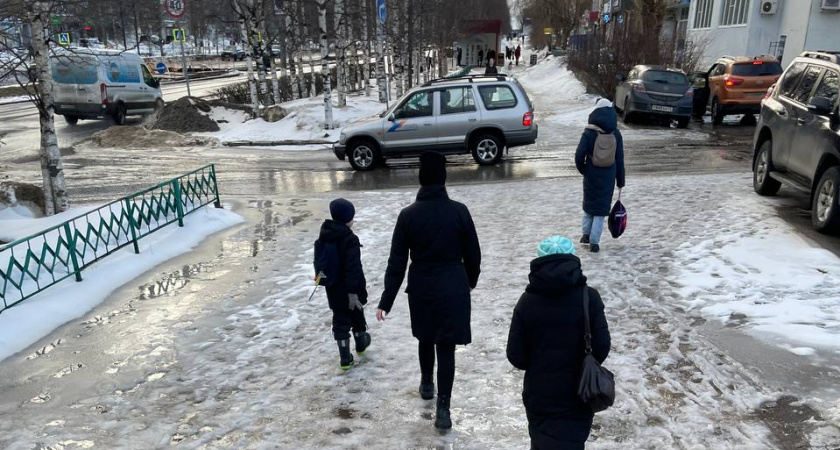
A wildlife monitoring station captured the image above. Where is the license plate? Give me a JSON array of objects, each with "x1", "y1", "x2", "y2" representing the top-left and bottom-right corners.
[
  {"x1": 746, "y1": 92, "x2": 765, "y2": 97},
  {"x1": 651, "y1": 105, "x2": 673, "y2": 113}
]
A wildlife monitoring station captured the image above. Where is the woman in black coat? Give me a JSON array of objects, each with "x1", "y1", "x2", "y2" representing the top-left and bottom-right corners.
[
  {"x1": 507, "y1": 236, "x2": 611, "y2": 450},
  {"x1": 377, "y1": 152, "x2": 481, "y2": 430}
]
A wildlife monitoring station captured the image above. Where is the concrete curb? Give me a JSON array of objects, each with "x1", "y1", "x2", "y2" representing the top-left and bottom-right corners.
[{"x1": 222, "y1": 140, "x2": 335, "y2": 147}]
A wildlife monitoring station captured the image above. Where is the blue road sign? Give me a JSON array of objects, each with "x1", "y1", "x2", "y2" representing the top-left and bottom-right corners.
[
  {"x1": 58, "y1": 33, "x2": 70, "y2": 46},
  {"x1": 156, "y1": 62, "x2": 167, "y2": 75},
  {"x1": 617, "y1": 15, "x2": 624, "y2": 25},
  {"x1": 603, "y1": 13, "x2": 611, "y2": 24},
  {"x1": 377, "y1": 0, "x2": 387, "y2": 25}
]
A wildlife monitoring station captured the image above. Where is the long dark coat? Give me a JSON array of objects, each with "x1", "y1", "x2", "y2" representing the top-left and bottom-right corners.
[
  {"x1": 575, "y1": 106, "x2": 626, "y2": 217},
  {"x1": 378, "y1": 186, "x2": 481, "y2": 344},
  {"x1": 316, "y1": 220, "x2": 368, "y2": 311},
  {"x1": 506, "y1": 254, "x2": 611, "y2": 424}
]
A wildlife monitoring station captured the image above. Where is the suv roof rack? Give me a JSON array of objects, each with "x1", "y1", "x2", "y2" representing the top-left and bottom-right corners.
[
  {"x1": 422, "y1": 74, "x2": 509, "y2": 87},
  {"x1": 800, "y1": 51, "x2": 840, "y2": 63}
]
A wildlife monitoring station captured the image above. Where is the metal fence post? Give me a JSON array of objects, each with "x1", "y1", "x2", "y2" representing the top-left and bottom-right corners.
[
  {"x1": 124, "y1": 198, "x2": 141, "y2": 254},
  {"x1": 172, "y1": 179, "x2": 185, "y2": 227},
  {"x1": 210, "y1": 164, "x2": 222, "y2": 208},
  {"x1": 62, "y1": 222, "x2": 83, "y2": 282}
]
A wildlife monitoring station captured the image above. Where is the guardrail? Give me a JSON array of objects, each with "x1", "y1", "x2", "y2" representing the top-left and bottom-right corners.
[{"x1": 0, "y1": 164, "x2": 221, "y2": 313}]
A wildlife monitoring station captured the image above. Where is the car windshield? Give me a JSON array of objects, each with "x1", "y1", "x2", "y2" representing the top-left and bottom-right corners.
[
  {"x1": 731, "y1": 62, "x2": 783, "y2": 76},
  {"x1": 642, "y1": 70, "x2": 688, "y2": 84}
]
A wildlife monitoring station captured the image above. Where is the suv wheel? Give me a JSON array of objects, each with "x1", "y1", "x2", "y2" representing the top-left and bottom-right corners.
[
  {"x1": 813, "y1": 166, "x2": 840, "y2": 234},
  {"x1": 348, "y1": 140, "x2": 380, "y2": 171},
  {"x1": 472, "y1": 134, "x2": 503, "y2": 165},
  {"x1": 711, "y1": 98, "x2": 724, "y2": 125},
  {"x1": 753, "y1": 140, "x2": 781, "y2": 196},
  {"x1": 113, "y1": 103, "x2": 127, "y2": 126},
  {"x1": 676, "y1": 117, "x2": 690, "y2": 129},
  {"x1": 622, "y1": 97, "x2": 633, "y2": 124},
  {"x1": 64, "y1": 115, "x2": 79, "y2": 126}
]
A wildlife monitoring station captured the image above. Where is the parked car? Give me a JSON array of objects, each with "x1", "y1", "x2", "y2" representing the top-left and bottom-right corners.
[
  {"x1": 753, "y1": 51, "x2": 840, "y2": 233},
  {"x1": 614, "y1": 65, "x2": 693, "y2": 128},
  {"x1": 700, "y1": 55, "x2": 783, "y2": 125},
  {"x1": 51, "y1": 49, "x2": 163, "y2": 126},
  {"x1": 221, "y1": 46, "x2": 245, "y2": 61},
  {"x1": 334, "y1": 74, "x2": 538, "y2": 171}
]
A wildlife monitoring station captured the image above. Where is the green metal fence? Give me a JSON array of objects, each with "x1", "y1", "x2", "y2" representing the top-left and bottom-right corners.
[{"x1": 0, "y1": 164, "x2": 221, "y2": 312}]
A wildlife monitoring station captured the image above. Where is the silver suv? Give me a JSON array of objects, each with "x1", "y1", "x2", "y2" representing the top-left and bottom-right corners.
[{"x1": 333, "y1": 75, "x2": 538, "y2": 171}]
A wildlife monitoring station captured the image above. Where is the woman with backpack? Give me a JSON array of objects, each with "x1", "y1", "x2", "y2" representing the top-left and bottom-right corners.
[
  {"x1": 507, "y1": 236, "x2": 611, "y2": 449},
  {"x1": 575, "y1": 98, "x2": 626, "y2": 253}
]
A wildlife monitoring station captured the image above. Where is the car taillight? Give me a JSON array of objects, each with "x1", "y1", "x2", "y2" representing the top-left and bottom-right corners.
[
  {"x1": 100, "y1": 83, "x2": 108, "y2": 105},
  {"x1": 523, "y1": 112, "x2": 533, "y2": 127},
  {"x1": 764, "y1": 83, "x2": 776, "y2": 100},
  {"x1": 724, "y1": 76, "x2": 744, "y2": 87},
  {"x1": 633, "y1": 84, "x2": 646, "y2": 93},
  {"x1": 685, "y1": 88, "x2": 694, "y2": 98}
]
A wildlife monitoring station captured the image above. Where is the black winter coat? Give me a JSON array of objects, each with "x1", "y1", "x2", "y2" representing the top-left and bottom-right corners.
[
  {"x1": 316, "y1": 220, "x2": 368, "y2": 311},
  {"x1": 378, "y1": 186, "x2": 481, "y2": 344},
  {"x1": 575, "y1": 106, "x2": 626, "y2": 216},
  {"x1": 506, "y1": 254, "x2": 611, "y2": 421}
]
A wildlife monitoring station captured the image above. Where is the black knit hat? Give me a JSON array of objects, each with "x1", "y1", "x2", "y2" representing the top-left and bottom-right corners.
[
  {"x1": 329, "y1": 198, "x2": 355, "y2": 224},
  {"x1": 419, "y1": 152, "x2": 447, "y2": 186}
]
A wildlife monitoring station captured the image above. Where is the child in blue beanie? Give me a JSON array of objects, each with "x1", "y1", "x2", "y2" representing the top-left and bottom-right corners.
[
  {"x1": 314, "y1": 198, "x2": 370, "y2": 369},
  {"x1": 507, "y1": 235, "x2": 611, "y2": 449}
]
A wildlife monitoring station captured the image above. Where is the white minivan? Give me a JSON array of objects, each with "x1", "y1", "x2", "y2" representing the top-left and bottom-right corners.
[{"x1": 51, "y1": 49, "x2": 163, "y2": 125}]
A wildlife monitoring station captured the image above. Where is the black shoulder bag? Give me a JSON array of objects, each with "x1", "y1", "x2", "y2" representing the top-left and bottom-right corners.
[{"x1": 577, "y1": 287, "x2": 615, "y2": 413}]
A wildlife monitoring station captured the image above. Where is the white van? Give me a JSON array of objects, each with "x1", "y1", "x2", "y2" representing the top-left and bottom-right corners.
[{"x1": 51, "y1": 49, "x2": 163, "y2": 125}]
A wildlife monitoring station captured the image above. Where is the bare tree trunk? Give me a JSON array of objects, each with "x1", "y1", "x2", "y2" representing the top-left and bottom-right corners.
[
  {"x1": 363, "y1": 0, "x2": 371, "y2": 97},
  {"x1": 32, "y1": 2, "x2": 68, "y2": 215},
  {"x1": 269, "y1": 49, "x2": 281, "y2": 105},
  {"x1": 309, "y1": 56, "x2": 316, "y2": 98},
  {"x1": 234, "y1": 0, "x2": 260, "y2": 116},
  {"x1": 335, "y1": 0, "x2": 346, "y2": 107},
  {"x1": 317, "y1": 0, "x2": 334, "y2": 128}
]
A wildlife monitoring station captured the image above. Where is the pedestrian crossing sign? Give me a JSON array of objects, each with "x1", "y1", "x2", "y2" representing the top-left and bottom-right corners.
[
  {"x1": 172, "y1": 28, "x2": 186, "y2": 43},
  {"x1": 58, "y1": 33, "x2": 70, "y2": 46}
]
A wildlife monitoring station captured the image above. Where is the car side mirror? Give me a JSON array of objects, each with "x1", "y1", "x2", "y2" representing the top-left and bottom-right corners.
[
  {"x1": 808, "y1": 97, "x2": 833, "y2": 116},
  {"x1": 387, "y1": 113, "x2": 396, "y2": 122},
  {"x1": 616, "y1": 74, "x2": 626, "y2": 82}
]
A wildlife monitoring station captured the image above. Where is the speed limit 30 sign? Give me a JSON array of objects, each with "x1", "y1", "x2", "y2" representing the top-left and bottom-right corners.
[{"x1": 165, "y1": 0, "x2": 186, "y2": 19}]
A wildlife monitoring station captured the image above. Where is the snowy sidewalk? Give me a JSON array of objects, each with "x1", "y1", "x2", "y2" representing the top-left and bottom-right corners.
[{"x1": 5, "y1": 172, "x2": 839, "y2": 449}]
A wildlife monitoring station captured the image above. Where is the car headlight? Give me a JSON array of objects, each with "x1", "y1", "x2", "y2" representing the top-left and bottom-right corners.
[{"x1": 339, "y1": 133, "x2": 347, "y2": 145}]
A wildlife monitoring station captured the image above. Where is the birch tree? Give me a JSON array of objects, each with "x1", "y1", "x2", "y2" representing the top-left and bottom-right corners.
[
  {"x1": 232, "y1": 0, "x2": 260, "y2": 115},
  {"x1": 0, "y1": 0, "x2": 79, "y2": 215},
  {"x1": 316, "y1": 0, "x2": 334, "y2": 129}
]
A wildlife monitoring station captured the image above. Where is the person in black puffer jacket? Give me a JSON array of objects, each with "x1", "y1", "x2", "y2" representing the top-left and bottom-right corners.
[
  {"x1": 315, "y1": 199, "x2": 370, "y2": 370},
  {"x1": 507, "y1": 236, "x2": 611, "y2": 450}
]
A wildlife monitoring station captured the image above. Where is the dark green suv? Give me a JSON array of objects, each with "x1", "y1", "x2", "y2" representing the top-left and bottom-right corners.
[{"x1": 753, "y1": 51, "x2": 840, "y2": 233}]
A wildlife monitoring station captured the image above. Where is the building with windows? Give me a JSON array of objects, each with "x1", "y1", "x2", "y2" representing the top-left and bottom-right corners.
[{"x1": 688, "y1": 0, "x2": 840, "y2": 68}]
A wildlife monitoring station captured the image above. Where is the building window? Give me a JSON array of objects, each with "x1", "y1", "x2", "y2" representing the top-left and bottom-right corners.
[
  {"x1": 720, "y1": 0, "x2": 750, "y2": 26},
  {"x1": 693, "y1": 0, "x2": 714, "y2": 29}
]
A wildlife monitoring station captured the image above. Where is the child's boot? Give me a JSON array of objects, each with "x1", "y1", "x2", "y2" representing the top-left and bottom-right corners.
[
  {"x1": 337, "y1": 339, "x2": 354, "y2": 370},
  {"x1": 354, "y1": 332, "x2": 371, "y2": 355}
]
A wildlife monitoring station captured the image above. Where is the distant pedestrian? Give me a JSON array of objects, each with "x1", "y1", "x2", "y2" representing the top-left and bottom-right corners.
[
  {"x1": 478, "y1": 49, "x2": 484, "y2": 67},
  {"x1": 487, "y1": 49, "x2": 496, "y2": 66},
  {"x1": 377, "y1": 152, "x2": 482, "y2": 430},
  {"x1": 515, "y1": 45, "x2": 521, "y2": 66},
  {"x1": 457, "y1": 48, "x2": 462, "y2": 67},
  {"x1": 507, "y1": 236, "x2": 611, "y2": 450},
  {"x1": 314, "y1": 199, "x2": 371, "y2": 370},
  {"x1": 574, "y1": 98, "x2": 626, "y2": 253},
  {"x1": 485, "y1": 58, "x2": 499, "y2": 75}
]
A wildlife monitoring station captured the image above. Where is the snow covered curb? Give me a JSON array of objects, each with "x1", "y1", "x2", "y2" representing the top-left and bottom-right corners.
[
  {"x1": 0, "y1": 205, "x2": 243, "y2": 362},
  {"x1": 196, "y1": 91, "x2": 386, "y2": 147}
]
